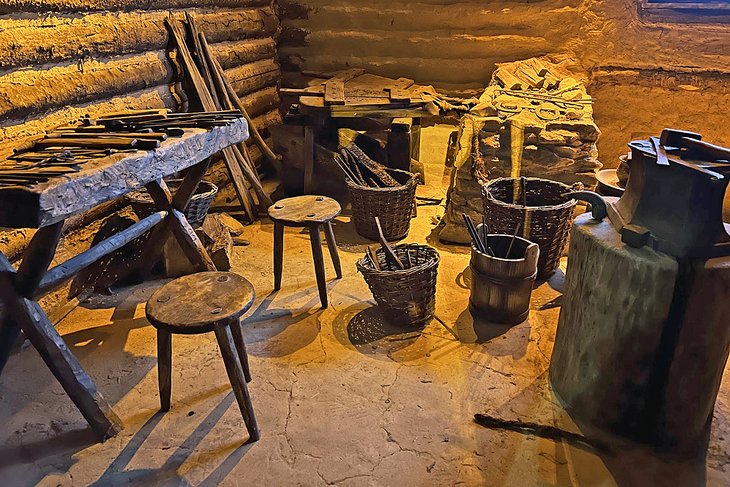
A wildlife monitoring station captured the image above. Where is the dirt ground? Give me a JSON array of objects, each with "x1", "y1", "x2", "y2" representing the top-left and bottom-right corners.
[{"x1": 1, "y1": 126, "x2": 728, "y2": 486}]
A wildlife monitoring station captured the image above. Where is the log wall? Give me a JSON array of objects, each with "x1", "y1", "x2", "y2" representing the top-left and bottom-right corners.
[
  {"x1": 0, "y1": 0, "x2": 281, "y2": 310},
  {"x1": 278, "y1": 0, "x2": 730, "y2": 165}
]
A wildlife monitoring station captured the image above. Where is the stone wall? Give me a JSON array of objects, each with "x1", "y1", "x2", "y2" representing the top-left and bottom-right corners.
[
  {"x1": 0, "y1": 0, "x2": 281, "y2": 310},
  {"x1": 278, "y1": 0, "x2": 730, "y2": 167}
]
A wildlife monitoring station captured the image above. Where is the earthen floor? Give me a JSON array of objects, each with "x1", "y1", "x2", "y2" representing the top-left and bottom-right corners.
[{"x1": 1, "y1": 127, "x2": 729, "y2": 486}]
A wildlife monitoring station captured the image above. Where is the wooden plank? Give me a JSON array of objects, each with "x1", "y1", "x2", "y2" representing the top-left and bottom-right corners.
[
  {"x1": 202, "y1": 33, "x2": 280, "y2": 168},
  {"x1": 387, "y1": 77, "x2": 416, "y2": 103},
  {"x1": 324, "y1": 68, "x2": 365, "y2": 105},
  {"x1": 167, "y1": 19, "x2": 256, "y2": 219}
]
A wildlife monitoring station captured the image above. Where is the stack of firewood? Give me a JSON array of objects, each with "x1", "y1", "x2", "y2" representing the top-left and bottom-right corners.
[
  {"x1": 333, "y1": 143, "x2": 403, "y2": 188},
  {"x1": 165, "y1": 14, "x2": 277, "y2": 221}
]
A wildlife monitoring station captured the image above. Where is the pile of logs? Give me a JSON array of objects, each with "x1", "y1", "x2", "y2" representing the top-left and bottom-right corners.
[{"x1": 166, "y1": 14, "x2": 276, "y2": 221}]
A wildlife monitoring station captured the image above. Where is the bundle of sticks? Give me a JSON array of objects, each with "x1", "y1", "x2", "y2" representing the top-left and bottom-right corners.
[
  {"x1": 333, "y1": 144, "x2": 402, "y2": 188},
  {"x1": 164, "y1": 13, "x2": 276, "y2": 221}
]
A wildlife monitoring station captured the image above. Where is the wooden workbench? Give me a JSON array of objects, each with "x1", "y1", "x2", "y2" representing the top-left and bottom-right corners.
[
  {"x1": 0, "y1": 118, "x2": 248, "y2": 440},
  {"x1": 283, "y1": 71, "x2": 438, "y2": 194}
]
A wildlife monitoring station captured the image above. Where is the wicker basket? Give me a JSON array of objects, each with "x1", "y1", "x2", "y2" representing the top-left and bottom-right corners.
[
  {"x1": 481, "y1": 177, "x2": 577, "y2": 278},
  {"x1": 127, "y1": 179, "x2": 218, "y2": 224},
  {"x1": 356, "y1": 243, "x2": 440, "y2": 326},
  {"x1": 348, "y1": 168, "x2": 418, "y2": 241}
]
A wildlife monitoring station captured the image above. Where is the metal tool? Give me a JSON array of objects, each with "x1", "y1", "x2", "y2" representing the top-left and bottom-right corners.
[{"x1": 605, "y1": 128, "x2": 730, "y2": 258}]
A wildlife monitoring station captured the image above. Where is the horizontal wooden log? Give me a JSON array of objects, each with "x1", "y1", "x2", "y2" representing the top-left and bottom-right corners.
[
  {"x1": 278, "y1": 30, "x2": 552, "y2": 62},
  {"x1": 250, "y1": 109, "x2": 283, "y2": 136},
  {"x1": 0, "y1": 0, "x2": 269, "y2": 14},
  {"x1": 0, "y1": 86, "x2": 173, "y2": 154},
  {"x1": 35, "y1": 211, "x2": 167, "y2": 297},
  {"x1": 0, "y1": 43, "x2": 277, "y2": 124},
  {"x1": 240, "y1": 86, "x2": 280, "y2": 119},
  {"x1": 213, "y1": 38, "x2": 277, "y2": 72},
  {"x1": 280, "y1": 52, "x2": 495, "y2": 89},
  {"x1": 227, "y1": 59, "x2": 281, "y2": 97},
  {"x1": 279, "y1": 1, "x2": 580, "y2": 33},
  {"x1": 0, "y1": 8, "x2": 277, "y2": 70}
]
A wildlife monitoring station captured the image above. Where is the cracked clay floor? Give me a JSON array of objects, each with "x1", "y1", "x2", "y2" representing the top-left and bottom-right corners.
[{"x1": 1, "y1": 126, "x2": 730, "y2": 486}]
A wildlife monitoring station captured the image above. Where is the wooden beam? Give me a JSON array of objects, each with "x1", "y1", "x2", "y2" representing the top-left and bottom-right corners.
[{"x1": 35, "y1": 211, "x2": 167, "y2": 298}]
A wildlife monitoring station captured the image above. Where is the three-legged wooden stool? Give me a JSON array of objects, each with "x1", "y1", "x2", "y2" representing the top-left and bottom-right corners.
[
  {"x1": 145, "y1": 271, "x2": 259, "y2": 443},
  {"x1": 268, "y1": 195, "x2": 342, "y2": 308}
]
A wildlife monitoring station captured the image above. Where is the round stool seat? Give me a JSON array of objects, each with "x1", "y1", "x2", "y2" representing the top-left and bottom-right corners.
[
  {"x1": 268, "y1": 195, "x2": 341, "y2": 227},
  {"x1": 146, "y1": 271, "x2": 255, "y2": 334}
]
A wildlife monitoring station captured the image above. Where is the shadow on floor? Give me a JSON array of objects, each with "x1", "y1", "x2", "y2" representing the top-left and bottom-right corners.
[
  {"x1": 242, "y1": 290, "x2": 322, "y2": 358},
  {"x1": 91, "y1": 393, "x2": 253, "y2": 486},
  {"x1": 331, "y1": 303, "x2": 442, "y2": 363}
]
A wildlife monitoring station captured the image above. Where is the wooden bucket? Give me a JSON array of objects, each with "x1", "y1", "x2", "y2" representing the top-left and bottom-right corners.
[{"x1": 469, "y1": 225, "x2": 539, "y2": 325}]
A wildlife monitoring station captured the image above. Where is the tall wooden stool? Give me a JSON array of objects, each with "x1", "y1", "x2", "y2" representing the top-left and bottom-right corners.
[
  {"x1": 268, "y1": 195, "x2": 342, "y2": 308},
  {"x1": 145, "y1": 271, "x2": 259, "y2": 443}
]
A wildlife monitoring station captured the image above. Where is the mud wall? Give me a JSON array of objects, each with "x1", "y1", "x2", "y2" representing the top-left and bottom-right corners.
[
  {"x1": 278, "y1": 0, "x2": 730, "y2": 165},
  {"x1": 0, "y1": 0, "x2": 281, "y2": 309}
]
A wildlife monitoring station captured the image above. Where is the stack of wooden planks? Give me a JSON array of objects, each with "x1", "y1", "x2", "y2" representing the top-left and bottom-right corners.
[
  {"x1": 282, "y1": 70, "x2": 474, "y2": 116},
  {"x1": 166, "y1": 14, "x2": 277, "y2": 222}
]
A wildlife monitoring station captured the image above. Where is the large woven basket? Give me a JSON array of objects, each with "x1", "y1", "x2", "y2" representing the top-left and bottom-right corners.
[
  {"x1": 357, "y1": 244, "x2": 440, "y2": 326},
  {"x1": 127, "y1": 179, "x2": 218, "y2": 224},
  {"x1": 348, "y1": 168, "x2": 418, "y2": 241},
  {"x1": 482, "y1": 177, "x2": 577, "y2": 278}
]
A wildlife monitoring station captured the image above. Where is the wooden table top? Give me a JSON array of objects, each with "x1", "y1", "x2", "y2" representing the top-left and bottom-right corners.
[
  {"x1": 0, "y1": 118, "x2": 248, "y2": 229},
  {"x1": 146, "y1": 271, "x2": 255, "y2": 334},
  {"x1": 292, "y1": 72, "x2": 438, "y2": 119},
  {"x1": 268, "y1": 195, "x2": 341, "y2": 225}
]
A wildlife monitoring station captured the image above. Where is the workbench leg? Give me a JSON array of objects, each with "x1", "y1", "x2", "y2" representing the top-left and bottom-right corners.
[
  {"x1": 4, "y1": 289, "x2": 123, "y2": 439},
  {"x1": 0, "y1": 246, "x2": 122, "y2": 440},
  {"x1": 0, "y1": 318, "x2": 20, "y2": 374},
  {"x1": 137, "y1": 160, "x2": 216, "y2": 276},
  {"x1": 303, "y1": 126, "x2": 315, "y2": 195},
  {"x1": 410, "y1": 118, "x2": 421, "y2": 164}
]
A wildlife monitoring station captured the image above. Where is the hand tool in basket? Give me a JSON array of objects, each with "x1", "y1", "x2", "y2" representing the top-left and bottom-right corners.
[{"x1": 374, "y1": 217, "x2": 405, "y2": 270}]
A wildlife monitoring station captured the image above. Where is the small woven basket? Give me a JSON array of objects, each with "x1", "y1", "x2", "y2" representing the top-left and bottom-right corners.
[
  {"x1": 348, "y1": 168, "x2": 418, "y2": 241},
  {"x1": 356, "y1": 243, "x2": 440, "y2": 326},
  {"x1": 127, "y1": 179, "x2": 218, "y2": 224},
  {"x1": 481, "y1": 177, "x2": 577, "y2": 278}
]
